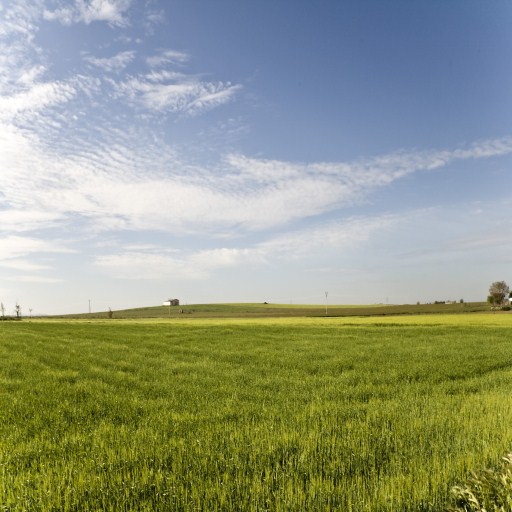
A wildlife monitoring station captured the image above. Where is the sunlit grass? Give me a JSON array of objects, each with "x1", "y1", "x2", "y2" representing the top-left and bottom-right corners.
[
  {"x1": 38, "y1": 310, "x2": 512, "y2": 327},
  {"x1": 1, "y1": 315, "x2": 512, "y2": 510}
]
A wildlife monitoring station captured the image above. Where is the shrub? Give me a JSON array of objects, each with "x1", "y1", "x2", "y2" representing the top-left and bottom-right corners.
[
  {"x1": 501, "y1": 306, "x2": 511, "y2": 311},
  {"x1": 447, "y1": 453, "x2": 512, "y2": 511}
]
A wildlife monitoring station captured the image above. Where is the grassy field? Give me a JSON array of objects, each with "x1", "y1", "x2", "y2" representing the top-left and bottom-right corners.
[
  {"x1": 54, "y1": 301, "x2": 490, "y2": 319},
  {"x1": 1, "y1": 313, "x2": 512, "y2": 510}
]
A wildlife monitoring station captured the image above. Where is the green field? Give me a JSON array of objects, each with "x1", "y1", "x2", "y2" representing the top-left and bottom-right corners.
[
  {"x1": 1, "y1": 313, "x2": 512, "y2": 510},
  {"x1": 55, "y1": 301, "x2": 489, "y2": 320}
]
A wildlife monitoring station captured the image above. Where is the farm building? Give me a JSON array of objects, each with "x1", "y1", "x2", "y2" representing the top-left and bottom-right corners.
[{"x1": 163, "y1": 299, "x2": 180, "y2": 306}]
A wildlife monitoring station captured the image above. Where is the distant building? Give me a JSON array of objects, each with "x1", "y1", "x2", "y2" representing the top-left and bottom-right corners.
[{"x1": 163, "y1": 299, "x2": 180, "y2": 306}]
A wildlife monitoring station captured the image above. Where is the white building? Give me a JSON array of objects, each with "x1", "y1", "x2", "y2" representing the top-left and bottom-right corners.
[{"x1": 163, "y1": 299, "x2": 180, "y2": 306}]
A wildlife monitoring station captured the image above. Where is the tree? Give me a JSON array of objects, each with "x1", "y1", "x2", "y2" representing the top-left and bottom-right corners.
[
  {"x1": 14, "y1": 302, "x2": 21, "y2": 320},
  {"x1": 488, "y1": 281, "x2": 510, "y2": 307},
  {"x1": 0, "y1": 302, "x2": 4, "y2": 319}
]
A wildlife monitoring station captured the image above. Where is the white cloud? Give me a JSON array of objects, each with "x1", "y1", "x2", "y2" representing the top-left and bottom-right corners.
[
  {"x1": 115, "y1": 75, "x2": 241, "y2": 115},
  {"x1": 308, "y1": 137, "x2": 512, "y2": 187},
  {"x1": 77, "y1": 172, "x2": 348, "y2": 233},
  {"x1": 146, "y1": 49, "x2": 189, "y2": 68},
  {"x1": 84, "y1": 50, "x2": 135, "y2": 72},
  {"x1": 0, "y1": 235, "x2": 74, "y2": 274},
  {"x1": 17, "y1": 65, "x2": 46, "y2": 86},
  {"x1": 0, "y1": 209, "x2": 63, "y2": 232},
  {"x1": 0, "y1": 1, "x2": 41, "y2": 40},
  {"x1": 42, "y1": 5, "x2": 74, "y2": 25},
  {"x1": 258, "y1": 215, "x2": 400, "y2": 258},
  {"x1": 395, "y1": 211, "x2": 512, "y2": 263},
  {"x1": 191, "y1": 247, "x2": 263, "y2": 270},
  {"x1": 81, "y1": 0, "x2": 131, "y2": 25},
  {"x1": 95, "y1": 247, "x2": 262, "y2": 280},
  {"x1": 0, "y1": 80, "x2": 76, "y2": 120},
  {"x1": 44, "y1": 0, "x2": 132, "y2": 27},
  {"x1": 94, "y1": 215, "x2": 400, "y2": 280},
  {"x1": 219, "y1": 137, "x2": 512, "y2": 228},
  {"x1": 185, "y1": 84, "x2": 242, "y2": 115},
  {"x1": 0, "y1": 259, "x2": 51, "y2": 272},
  {"x1": 0, "y1": 235, "x2": 73, "y2": 260},
  {"x1": 144, "y1": 10, "x2": 165, "y2": 33},
  {"x1": 96, "y1": 251, "x2": 207, "y2": 280},
  {"x1": 2, "y1": 116, "x2": 512, "y2": 239}
]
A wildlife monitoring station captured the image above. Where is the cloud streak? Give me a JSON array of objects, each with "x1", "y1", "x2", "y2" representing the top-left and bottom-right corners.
[
  {"x1": 95, "y1": 247, "x2": 261, "y2": 280},
  {"x1": 43, "y1": 0, "x2": 132, "y2": 27},
  {"x1": 2, "y1": 113, "x2": 512, "y2": 240},
  {"x1": 0, "y1": 80, "x2": 76, "y2": 120},
  {"x1": 84, "y1": 50, "x2": 135, "y2": 72},
  {"x1": 114, "y1": 75, "x2": 241, "y2": 115},
  {"x1": 93, "y1": 214, "x2": 402, "y2": 280},
  {"x1": 146, "y1": 49, "x2": 189, "y2": 68},
  {"x1": 0, "y1": 235, "x2": 74, "y2": 272}
]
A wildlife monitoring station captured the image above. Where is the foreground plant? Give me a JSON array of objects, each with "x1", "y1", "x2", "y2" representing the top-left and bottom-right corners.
[{"x1": 448, "y1": 453, "x2": 512, "y2": 511}]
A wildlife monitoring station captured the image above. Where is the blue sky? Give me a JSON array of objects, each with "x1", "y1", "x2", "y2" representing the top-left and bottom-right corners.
[{"x1": 1, "y1": 0, "x2": 511, "y2": 314}]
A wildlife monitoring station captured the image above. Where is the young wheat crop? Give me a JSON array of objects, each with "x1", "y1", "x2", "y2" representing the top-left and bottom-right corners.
[{"x1": 1, "y1": 317, "x2": 512, "y2": 510}]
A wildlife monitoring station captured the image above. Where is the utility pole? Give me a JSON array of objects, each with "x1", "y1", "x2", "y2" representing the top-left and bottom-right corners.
[
  {"x1": 325, "y1": 291, "x2": 328, "y2": 316},
  {"x1": 88, "y1": 299, "x2": 91, "y2": 314}
]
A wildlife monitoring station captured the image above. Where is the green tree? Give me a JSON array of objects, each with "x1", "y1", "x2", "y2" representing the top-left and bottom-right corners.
[{"x1": 488, "y1": 281, "x2": 509, "y2": 307}]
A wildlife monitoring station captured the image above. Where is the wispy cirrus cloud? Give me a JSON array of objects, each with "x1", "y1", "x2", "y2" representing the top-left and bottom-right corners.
[
  {"x1": 0, "y1": 8, "x2": 242, "y2": 192},
  {"x1": 95, "y1": 249, "x2": 250, "y2": 280},
  {"x1": 2, "y1": 114, "x2": 512, "y2": 239},
  {"x1": 258, "y1": 215, "x2": 399, "y2": 258},
  {"x1": 43, "y1": 0, "x2": 132, "y2": 27},
  {"x1": 95, "y1": 246, "x2": 259, "y2": 280},
  {"x1": 94, "y1": 214, "x2": 400, "y2": 280},
  {"x1": 0, "y1": 209, "x2": 63, "y2": 232},
  {"x1": 84, "y1": 50, "x2": 135, "y2": 72},
  {"x1": 0, "y1": 80, "x2": 76, "y2": 120},
  {"x1": 229, "y1": 136, "x2": 512, "y2": 191},
  {"x1": 0, "y1": 235, "x2": 74, "y2": 272},
  {"x1": 114, "y1": 74, "x2": 241, "y2": 115},
  {"x1": 104, "y1": 47, "x2": 241, "y2": 115},
  {"x1": 146, "y1": 49, "x2": 189, "y2": 68},
  {"x1": 0, "y1": 1, "x2": 41, "y2": 40}
]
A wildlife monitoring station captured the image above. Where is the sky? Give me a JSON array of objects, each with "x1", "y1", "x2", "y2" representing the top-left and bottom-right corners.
[{"x1": 1, "y1": 0, "x2": 512, "y2": 315}]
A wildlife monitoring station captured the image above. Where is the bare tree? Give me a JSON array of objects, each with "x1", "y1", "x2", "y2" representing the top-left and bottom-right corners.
[
  {"x1": 0, "y1": 302, "x2": 4, "y2": 320},
  {"x1": 14, "y1": 302, "x2": 21, "y2": 320},
  {"x1": 488, "y1": 281, "x2": 510, "y2": 307}
]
